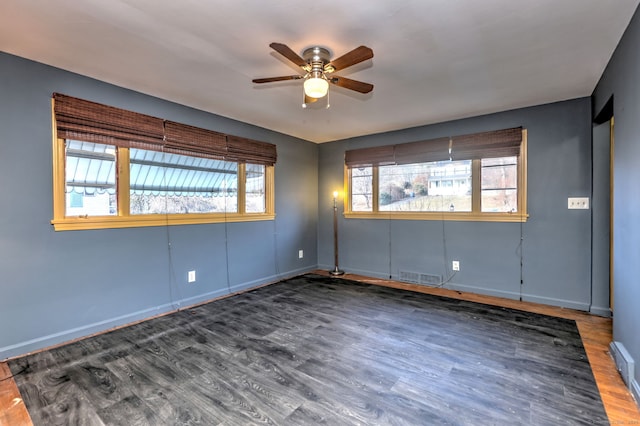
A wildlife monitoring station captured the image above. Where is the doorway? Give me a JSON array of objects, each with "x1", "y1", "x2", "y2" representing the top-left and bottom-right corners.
[{"x1": 591, "y1": 118, "x2": 613, "y2": 316}]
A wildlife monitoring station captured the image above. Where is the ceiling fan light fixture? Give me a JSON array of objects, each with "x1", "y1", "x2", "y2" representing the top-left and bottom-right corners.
[{"x1": 304, "y1": 72, "x2": 329, "y2": 98}]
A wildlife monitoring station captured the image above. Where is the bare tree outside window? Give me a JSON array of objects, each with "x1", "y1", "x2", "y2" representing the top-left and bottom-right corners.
[
  {"x1": 351, "y1": 167, "x2": 373, "y2": 211},
  {"x1": 481, "y1": 157, "x2": 518, "y2": 212}
]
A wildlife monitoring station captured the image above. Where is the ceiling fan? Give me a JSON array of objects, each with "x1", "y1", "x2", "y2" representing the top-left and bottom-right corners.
[{"x1": 252, "y1": 43, "x2": 374, "y2": 106}]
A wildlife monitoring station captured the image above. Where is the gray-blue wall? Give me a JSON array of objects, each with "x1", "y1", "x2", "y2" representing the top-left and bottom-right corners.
[
  {"x1": 0, "y1": 52, "x2": 319, "y2": 360},
  {"x1": 592, "y1": 5, "x2": 640, "y2": 401},
  {"x1": 318, "y1": 98, "x2": 597, "y2": 312}
]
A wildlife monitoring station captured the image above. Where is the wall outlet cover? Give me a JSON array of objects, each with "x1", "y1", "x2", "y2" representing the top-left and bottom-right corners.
[{"x1": 568, "y1": 197, "x2": 590, "y2": 209}]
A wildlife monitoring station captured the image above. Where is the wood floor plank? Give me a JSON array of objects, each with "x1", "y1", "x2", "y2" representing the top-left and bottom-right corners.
[
  {"x1": 328, "y1": 271, "x2": 640, "y2": 423},
  {"x1": 0, "y1": 362, "x2": 32, "y2": 426},
  {"x1": 2, "y1": 271, "x2": 639, "y2": 425}
]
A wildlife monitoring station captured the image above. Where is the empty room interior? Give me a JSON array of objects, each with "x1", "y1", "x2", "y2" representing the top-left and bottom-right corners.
[{"x1": 1, "y1": 1, "x2": 640, "y2": 424}]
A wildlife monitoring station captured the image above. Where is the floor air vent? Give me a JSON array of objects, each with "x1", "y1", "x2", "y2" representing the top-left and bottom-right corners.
[
  {"x1": 610, "y1": 341, "x2": 635, "y2": 389},
  {"x1": 399, "y1": 270, "x2": 442, "y2": 286}
]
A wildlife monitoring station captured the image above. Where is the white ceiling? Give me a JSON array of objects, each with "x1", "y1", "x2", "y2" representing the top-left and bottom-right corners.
[{"x1": 1, "y1": 1, "x2": 638, "y2": 143}]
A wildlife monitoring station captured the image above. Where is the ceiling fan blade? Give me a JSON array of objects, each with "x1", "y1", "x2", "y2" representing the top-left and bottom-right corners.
[
  {"x1": 330, "y1": 76, "x2": 374, "y2": 94},
  {"x1": 252, "y1": 75, "x2": 304, "y2": 84},
  {"x1": 327, "y1": 46, "x2": 373, "y2": 72},
  {"x1": 269, "y1": 42, "x2": 307, "y2": 68}
]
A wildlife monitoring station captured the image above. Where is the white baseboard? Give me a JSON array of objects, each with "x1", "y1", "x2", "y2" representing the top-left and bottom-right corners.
[
  {"x1": 1, "y1": 266, "x2": 317, "y2": 361},
  {"x1": 0, "y1": 302, "x2": 178, "y2": 361},
  {"x1": 632, "y1": 378, "x2": 640, "y2": 407},
  {"x1": 589, "y1": 305, "x2": 612, "y2": 317},
  {"x1": 323, "y1": 265, "x2": 591, "y2": 311},
  {"x1": 521, "y1": 293, "x2": 590, "y2": 312}
]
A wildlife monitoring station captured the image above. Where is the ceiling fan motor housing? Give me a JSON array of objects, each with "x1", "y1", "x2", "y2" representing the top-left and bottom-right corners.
[
  {"x1": 303, "y1": 47, "x2": 334, "y2": 74},
  {"x1": 302, "y1": 47, "x2": 330, "y2": 64}
]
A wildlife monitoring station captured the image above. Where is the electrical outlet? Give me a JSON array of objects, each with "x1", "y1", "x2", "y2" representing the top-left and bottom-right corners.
[
  {"x1": 188, "y1": 270, "x2": 196, "y2": 283},
  {"x1": 568, "y1": 197, "x2": 589, "y2": 209},
  {"x1": 452, "y1": 261, "x2": 460, "y2": 271},
  {"x1": 298, "y1": 249, "x2": 304, "y2": 259}
]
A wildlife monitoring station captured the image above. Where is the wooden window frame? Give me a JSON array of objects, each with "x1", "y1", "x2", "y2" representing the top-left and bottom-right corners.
[
  {"x1": 51, "y1": 100, "x2": 275, "y2": 231},
  {"x1": 344, "y1": 130, "x2": 528, "y2": 223}
]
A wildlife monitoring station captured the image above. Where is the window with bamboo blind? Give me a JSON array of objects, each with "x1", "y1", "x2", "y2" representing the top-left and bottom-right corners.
[
  {"x1": 51, "y1": 93, "x2": 276, "y2": 231},
  {"x1": 344, "y1": 127, "x2": 528, "y2": 222}
]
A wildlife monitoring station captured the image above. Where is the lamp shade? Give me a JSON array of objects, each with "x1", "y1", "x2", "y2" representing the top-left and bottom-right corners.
[{"x1": 304, "y1": 77, "x2": 329, "y2": 98}]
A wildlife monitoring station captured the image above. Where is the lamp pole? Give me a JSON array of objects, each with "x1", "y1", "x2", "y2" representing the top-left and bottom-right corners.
[{"x1": 330, "y1": 191, "x2": 344, "y2": 276}]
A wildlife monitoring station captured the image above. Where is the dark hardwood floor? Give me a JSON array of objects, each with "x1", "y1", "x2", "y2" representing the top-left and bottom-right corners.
[{"x1": 2, "y1": 273, "x2": 621, "y2": 425}]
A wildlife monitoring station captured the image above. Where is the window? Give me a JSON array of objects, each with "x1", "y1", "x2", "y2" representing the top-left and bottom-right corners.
[
  {"x1": 128, "y1": 148, "x2": 239, "y2": 215},
  {"x1": 481, "y1": 156, "x2": 518, "y2": 213},
  {"x1": 345, "y1": 128, "x2": 527, "y2": 222},
  {"x1": 379, "y1": 160, "x2": 472, "y2": 212},
  {"x1": 65, "y1": 141, "x2": 117, "y2": 216},
  {"x1": 350, "y1": 166, "x2": 373, "y2": 212},
  {"x1": 51, "y1": 94, "x2": 276, "y2": 231}
]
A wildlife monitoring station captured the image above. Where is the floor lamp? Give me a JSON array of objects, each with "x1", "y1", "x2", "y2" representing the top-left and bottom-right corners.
[{"x1": 330, "y1": 190, "x2": 344, "y2": 276}]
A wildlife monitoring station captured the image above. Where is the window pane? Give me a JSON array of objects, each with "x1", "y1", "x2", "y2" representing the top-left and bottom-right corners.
[
  {"x1": 351, "y1": 167, "x2": 373, "y2": 211},
  {"x1": 379, "y1": 161, "x2": 471, "y2": 212},
  {"x1": 129, "y1": 149, "x2": 237, "y2": 214},
  {"x1": 245, "y1": 164, "x2": 265, "y2": 213},
  {"x1": 481, "y1": 157, "x2": 518, "y2": 212},
  {"x1": 481, "y1": 189, "x2": 518, "y2": 212},
  {"x1": 65, "y1": 141, "x2": 117, "y2": 216}
]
